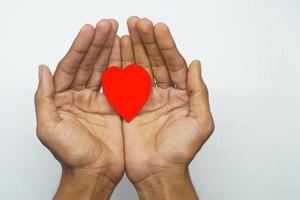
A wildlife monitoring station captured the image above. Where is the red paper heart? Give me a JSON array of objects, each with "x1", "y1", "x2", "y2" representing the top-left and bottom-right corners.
[{"x1": 102, "y1": 64, "x2": 152, "y2": 122}]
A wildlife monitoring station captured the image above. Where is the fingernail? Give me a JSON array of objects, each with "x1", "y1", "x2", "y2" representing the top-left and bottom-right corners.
[{"x1": 38, "y1": 65, "x2": 42, "y2": 80}]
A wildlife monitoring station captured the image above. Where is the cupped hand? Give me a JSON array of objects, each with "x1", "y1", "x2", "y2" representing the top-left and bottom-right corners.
[
  {"x1": 121, "y1": 17, "x2": 214, "y2": 189},
  {"x1": 35, "y1": 19, "x2": 124, "y2": 190}
]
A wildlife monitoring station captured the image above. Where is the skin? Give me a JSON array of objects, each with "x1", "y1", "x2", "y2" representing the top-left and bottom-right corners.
[
  {"x1": 35, "y1": 17, "x2": 214, "y2": 200},
  {"x1": 121, "y1": 17, "x2": 214, "y2": 200},
  {"x1": 35, "y1": 19, "x2": 124, "y2": 200}
]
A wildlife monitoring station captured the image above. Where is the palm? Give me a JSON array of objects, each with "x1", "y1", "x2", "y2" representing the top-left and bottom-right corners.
[
  {"x1": 124, "y1": 87, "x2": 205, "y2": 182},
  {"x1": 51, "y1": 89, "x2": 123, "y2": 182}
]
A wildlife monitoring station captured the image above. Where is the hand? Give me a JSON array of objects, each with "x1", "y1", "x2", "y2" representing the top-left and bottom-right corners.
[
  {"x1": 121, "y1": 17, "x2": 214, "y2": 199},
  {"x1": 35, "y1": 19, "x2": 124, "y2": 200}
]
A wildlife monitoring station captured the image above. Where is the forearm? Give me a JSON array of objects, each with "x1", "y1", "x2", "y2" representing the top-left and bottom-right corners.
[
  {"x1": 53, "y1": 168, "x2": 116, "y2": 200},
  {"x1": 134, "y1": 168, "x2": 198, "y2": 200}
]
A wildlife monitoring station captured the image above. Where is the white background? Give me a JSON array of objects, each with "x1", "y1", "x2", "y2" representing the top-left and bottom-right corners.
[{"x1": 0, "y1": 0, "x2": 299, "y2": 199}]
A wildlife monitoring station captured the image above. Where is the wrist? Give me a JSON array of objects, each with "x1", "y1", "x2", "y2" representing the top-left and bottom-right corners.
[
  {"x1": 53, "y1": 167, "x2": 116, "y2": 200},
  {"x1": 134, "y1": 167, "x2": 198, "y2": 200}
]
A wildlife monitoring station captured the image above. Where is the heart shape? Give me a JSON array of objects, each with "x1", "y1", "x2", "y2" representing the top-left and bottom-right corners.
[{"x1": 102, "y1": 64, "x2": 152, "y2": 122}]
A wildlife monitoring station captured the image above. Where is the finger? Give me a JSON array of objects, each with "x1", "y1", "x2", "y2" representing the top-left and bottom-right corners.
[
  {"x1": 120, "y1": 35, "x2": 134, "y2": 68},
  {"x1": 136, "y1": 18, "x2": 172, "y2": 88},
  {"x1": 86, "y1": 19, "x2": 118, "y2": 89},
  {"x1": 107, "y1": 36, "x2": 121, "y2": 67},
  {"x1": 53, "y1": 24, "x2": 94, "y2": 93},
  {"x1": 70, "y1": 19, "x2": 112, "y2": 89},
  {"x1": 187, "y1": 60, "x2": 214, "y2": 134},
  {"x1": 127, "y1": 16, "x2": 153, "y2": 79},
  {"x1": 154, "y1": 23, "x2": 188, "y2": 90},
  {"x1": 35, "y1": 65, "x2": 58, "y2": 141}
]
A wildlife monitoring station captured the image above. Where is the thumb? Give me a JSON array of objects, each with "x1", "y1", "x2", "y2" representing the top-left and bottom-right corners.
[
  {"x1": 187, "y1": 60, "x2": 212, "y2": 122},
  {"x1": 34, "y1": 65, "x2": 58, "y2": 140}
]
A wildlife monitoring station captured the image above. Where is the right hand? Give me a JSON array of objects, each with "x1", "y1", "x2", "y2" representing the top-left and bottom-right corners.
[{"x1": 34, "y1": 19, "x2": 124, "y2": 198}]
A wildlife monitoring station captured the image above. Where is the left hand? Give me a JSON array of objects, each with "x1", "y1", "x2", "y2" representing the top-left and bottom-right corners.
[{"x1": 121, "y1": 17, "x2": 214, "y2": 200}]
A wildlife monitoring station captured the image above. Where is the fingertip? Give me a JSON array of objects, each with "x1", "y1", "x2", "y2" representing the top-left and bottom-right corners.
[
  {"x1": 137, "y1": 18, "x2": 153, "y2": 34},
  {"x1": 109, "y1": 19, "x2": 119, "y2": 31},
  {"x1": 154, "y1": 22, "x2": 169, "y2": 35},
  {"x1": 96, "y1": 19, "x2": 112, "y2": 32},
  {"x1": 120, "y1": 35, "x2": 132, "y2": 52},
  {"x1": 81, "y1": 23, "x2": 94, "y2": 30},
  {"x1": 37, "y1": 64, "x2": 54, "y2": 96},
  {"x1": 39, "y1": 64, "x2": 50, "y2": 78},
  {"x1": 155, "y1": 22, "x2": 168, "y2": 27},
  {"x1": 77, "y1": 24, "x2": 95, "y2": 43},
  {"x1": 121, "y1": 34, "x2": 130, "y2": 41},
  {"x1": 189, "y1": 60, "x2": 202, "y2": 79},
  {"x1": 128, "y1": 16, "x2": 140, "y2": 22},
  {"x1": 140, "y1": 17, "x2": 152, "y2": 21},
  {"x1": 127, "y1": 16, "x2": 140, "y2": 28},
  {"x1": 127, "y1": 17, "x2": 144, "y2": 44},
  {"x1": 38, "y1": 65, "x2": 43, "y2": 80},
  {"x1": 154, "y1": 22, "x2": 175, "y2": 49},
  {"x1": 190, "y1": 60, "x2": 202, "y2": 73},
  {"x1": 39, "y1": 64, "x2": 47, "y2": 71},
  {"x1": 39, "y1": 64, "x2": 48, "y2": 67},
  {"x1": 80, "y1": 23, "x2": 95, "y2": 34},
  {"x1": 188, "y1": 60, "x2": 200, "y2": 89}
]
